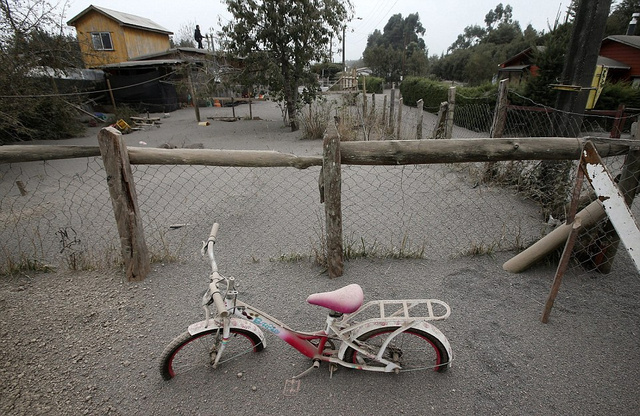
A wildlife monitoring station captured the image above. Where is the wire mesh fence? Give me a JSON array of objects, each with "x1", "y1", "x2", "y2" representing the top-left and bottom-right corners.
[{"x1": 1, "y1": 94, "x2": 639, "y2": 282}]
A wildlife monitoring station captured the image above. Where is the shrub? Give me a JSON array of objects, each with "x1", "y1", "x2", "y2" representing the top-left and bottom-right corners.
[
  {"x1": 300, "y1": 97, "x2": 333, "y2": 140},
  {"x1": 594, "y1": 81, "x2": 640, "y2": 110},
  {"x1": 358, "y1": 76, "x2": 384, "y2": 94},
  {"x1": 399, "y1": 77, "x2": 497, "y2": 112}
]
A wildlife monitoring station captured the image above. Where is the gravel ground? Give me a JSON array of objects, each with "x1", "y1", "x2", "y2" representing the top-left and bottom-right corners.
[
  {"x1": 1, "y1": 253, "x2": 639, "y2": 415},
  {"x1": 1, "y1": 96, "x2": 639, "y2": 415}
]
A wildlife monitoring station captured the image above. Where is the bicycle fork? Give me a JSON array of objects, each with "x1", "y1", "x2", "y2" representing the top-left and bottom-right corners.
[{"x1": 211, "y1": 317, "x2": 231, "y2": 368}]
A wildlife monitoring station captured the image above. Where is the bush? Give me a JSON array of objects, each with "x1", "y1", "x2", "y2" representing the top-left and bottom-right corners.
[
  {"x1": 300, "y1": 97, "x2": 333, "y2": 140},
  {"x1": 358, "y1": 76, "x2": 384, "y2": 94},
  {"x1": 400, "y1": 77, "x2": 448, "y2": 110},
  {"x1": 594, "y1": 81, "x2": 640, "y2": 110},
  {"x1": 399, "y1": 77, "x2": 497, "y2": 111}
]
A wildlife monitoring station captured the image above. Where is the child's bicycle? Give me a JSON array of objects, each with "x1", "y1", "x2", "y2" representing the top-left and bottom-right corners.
[{"x1": 160, "y1": 223, "x2": 453, "y2": 381}]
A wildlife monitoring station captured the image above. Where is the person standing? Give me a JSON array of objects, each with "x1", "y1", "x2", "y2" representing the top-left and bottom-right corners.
[{"x1": 194, "y1": 25, "x2": 204, "y2": 49}]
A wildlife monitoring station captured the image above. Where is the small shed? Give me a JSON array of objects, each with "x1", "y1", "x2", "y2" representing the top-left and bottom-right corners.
[
  {"x1": 496, "y1": 46, "x2": 545, "y2": 86},
  {"x1": 101, "y1": 60, "x2": 181, "y2": 112},
  {"x1": 67, "y1": 5, "x2": 173, "y2": 68}
]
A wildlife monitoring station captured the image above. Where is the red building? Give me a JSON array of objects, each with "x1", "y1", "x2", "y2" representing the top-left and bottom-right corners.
[{"x1": 599, "y1": 35, "x2": 640, "y2": 86}]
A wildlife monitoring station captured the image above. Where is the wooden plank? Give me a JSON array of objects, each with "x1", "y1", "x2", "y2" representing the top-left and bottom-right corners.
[{"x1": 582, "y1": 141, "x2": 640, "y2": 272}]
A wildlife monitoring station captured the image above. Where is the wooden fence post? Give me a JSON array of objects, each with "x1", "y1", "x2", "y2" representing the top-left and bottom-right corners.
[
  {"x1": 416, "y1": 99, "x2": 424, "y2": 140},
  {"x1": 490, "y1": 79, "x2": 509, "y2": 138},
  {"x1": 371, "y1": 93, "x2": 376, "y2": 120},
  {"x1": 485, "y1": 79, "x2": 509, "y2": 180},
  {"x1": 445, "y1": 87, "x2": 456, "y2": 140},
  {"x1": 362, "y1": 93, "x2": 367, "y2": 121},
  {"x1": 396, "y1": 98, "x2": 403, "y2": 139},
  {"x1": 382, "y1": 95, "x2": 388, "y2": 129},
  {"x1": 389, "y1": 84, "x2": 396, "y2": 133},
  {"x1": 98, "y1": 127, "x2": 150, "y2": 281},
  {"x1": 432, "y1": 102, "x2": 448, "y2": 139},
  {"x1": 609, "y1": 104, "x2": 626, "y2": 138},
  {"x1": 323, "y1": 134, "x2": 343, "y2": 278}
]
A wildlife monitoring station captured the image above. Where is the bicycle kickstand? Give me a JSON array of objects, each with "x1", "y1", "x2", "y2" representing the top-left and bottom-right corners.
[{"x1": 292, "y1": 359, "x2": 320, "y2": 379}]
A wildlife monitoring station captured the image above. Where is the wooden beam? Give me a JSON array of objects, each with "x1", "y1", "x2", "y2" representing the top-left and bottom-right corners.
[{"x1": 503, "y1": 199, "x2": 605, "y2": 273}]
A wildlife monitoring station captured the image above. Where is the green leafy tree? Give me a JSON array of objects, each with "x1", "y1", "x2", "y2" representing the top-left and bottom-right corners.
[
  {"x1": 220, "y1": 0, "x2": 351, "y2": 131},
  {"x1": 448, "y1": 25, "x2": 486, "y2": 51},
  {"x1": 522, "y1": 18, "x2": 573, "y2": 106},
  {"x1": 432, "y1": 3, "x2": 531, "y2": 84},
  {"x1": 484, "y1": 3, "x2": 513, "y2": 30},
  {"x1": 362, "y1": 13, "x2": 428, "y2": 82}
]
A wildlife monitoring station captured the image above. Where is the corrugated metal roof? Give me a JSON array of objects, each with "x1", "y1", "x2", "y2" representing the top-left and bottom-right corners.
[
  {"x1": 100, "y1": 59, "x2": 183, "y2": 68},
  {"x1": 67, "y1": 5, "x2": 172, "y2": 35},
  {"x1": 499, "y1": 65, "x2": 530, "y2": 72},
  {"x1": 596, "y1": 55, "x2": 631, "y2": 69},
  {"x1": 603, "y1": 35, "x2": 640, "y2": 50}
]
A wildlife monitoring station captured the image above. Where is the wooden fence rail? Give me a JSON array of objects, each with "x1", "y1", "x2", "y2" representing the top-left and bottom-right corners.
[
  {"x1": 0, "y1": 133, "x2": 635, "y2": 279},
  {"x1": 0, "y1": 137, "x2": 631, "y2": 165}
]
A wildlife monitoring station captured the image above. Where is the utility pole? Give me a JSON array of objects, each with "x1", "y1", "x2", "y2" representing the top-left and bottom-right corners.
[{"x1": 554, "y1": 0, "x2": 612, "y2": 137}]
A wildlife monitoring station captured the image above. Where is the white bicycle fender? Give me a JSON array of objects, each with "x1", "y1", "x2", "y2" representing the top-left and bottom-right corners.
[
  {"x1": 187, "y1": 317, "x2": 267, "y2": 348},
  {"x1": 338, "y1": 320, "x2": 452, "y2": 367}
]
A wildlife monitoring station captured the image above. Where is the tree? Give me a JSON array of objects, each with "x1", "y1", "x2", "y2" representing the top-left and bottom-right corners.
[
  {"x1": 172, "y1": 22, "x2": 198, "y2": 48},
  {"x1": 0, "y1": 0, "x2": 85, "y2": 142},
  {"x1": 448, "y1": 25, "x2": 486, "y2": 51},
  {"x1": 523, "y1": 21, "x2": 572, "y2": 106},
  {"x1": 484, "y1": 3, "x2": 513, "y2": 30},
  {"x1": 220, "y1": 0, "x2": 352, "y2": 132},
  {"x1": 362, "y1": 13, "x2": 428, "y2": 82},
  {"x1": 606, "y1": 0, "x2": 640, "y2": 35}
]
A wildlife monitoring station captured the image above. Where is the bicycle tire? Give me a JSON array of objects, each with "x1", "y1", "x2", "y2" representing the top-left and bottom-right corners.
[
  {"x1": 160, "y1": 328, "x2": 264, "y2": 380},
  {"x1": 343, "y1": 327, "x2": 450, "y2": 373}
]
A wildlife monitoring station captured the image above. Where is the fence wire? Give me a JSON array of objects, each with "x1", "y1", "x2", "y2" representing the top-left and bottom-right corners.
[{"x1": 1, "y1": 97, "x2": 640, "y2": 281}]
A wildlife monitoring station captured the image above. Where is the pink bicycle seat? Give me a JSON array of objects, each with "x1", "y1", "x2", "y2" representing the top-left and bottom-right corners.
[{"x1": 306, "y1": 284, "x2": 364, "y2": 314}]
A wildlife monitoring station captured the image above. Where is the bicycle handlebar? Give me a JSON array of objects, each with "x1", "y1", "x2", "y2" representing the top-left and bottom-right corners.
[{"x1": 208, "y1": 222, "x2": 219, "y2": 242}]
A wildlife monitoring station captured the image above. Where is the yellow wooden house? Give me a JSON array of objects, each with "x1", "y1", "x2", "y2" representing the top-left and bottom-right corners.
[{"x1": 67, "y1": 5, "x2": 173, "y2": 68}]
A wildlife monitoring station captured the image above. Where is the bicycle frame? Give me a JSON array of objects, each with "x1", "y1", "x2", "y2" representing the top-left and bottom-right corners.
[{"x1": 189, "y1": 296, "x2": 451, "y2": 373}]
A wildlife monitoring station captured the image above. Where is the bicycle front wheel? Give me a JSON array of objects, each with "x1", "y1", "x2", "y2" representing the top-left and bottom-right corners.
[
  {"x1": 160, "y1": 328, "x2": 264, "y2": 380},
  {"x1": 344, "y1": 327, "x2": 450, "y2": 373}
]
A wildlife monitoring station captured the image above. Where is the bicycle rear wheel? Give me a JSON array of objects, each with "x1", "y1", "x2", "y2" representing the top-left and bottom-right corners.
[
  {"x1": 160, "y1": 328, "x2": 264, "y2": 380},
  {"x1": 344, "y1": 327, "x2": 450, "y2": 372}
]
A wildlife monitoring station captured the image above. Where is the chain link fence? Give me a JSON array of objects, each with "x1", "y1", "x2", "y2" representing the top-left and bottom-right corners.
[{"x1": 1, "y1": 94, "x2": 639, "y2": 280}]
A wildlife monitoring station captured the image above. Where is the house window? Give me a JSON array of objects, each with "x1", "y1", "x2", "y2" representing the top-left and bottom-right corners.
[{"x1": 91, "y1": 32, "x2": 113, "y2": 51}]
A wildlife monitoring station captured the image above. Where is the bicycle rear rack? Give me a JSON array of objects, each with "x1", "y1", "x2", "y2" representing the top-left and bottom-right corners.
[{"x1": 341, "y1": 299, "x2": 450, "y2": 328}]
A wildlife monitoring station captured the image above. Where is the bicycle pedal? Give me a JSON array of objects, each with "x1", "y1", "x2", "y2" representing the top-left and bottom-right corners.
[{"x1": 283, "y1": 378, "x2": 301, "y2": 396}]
